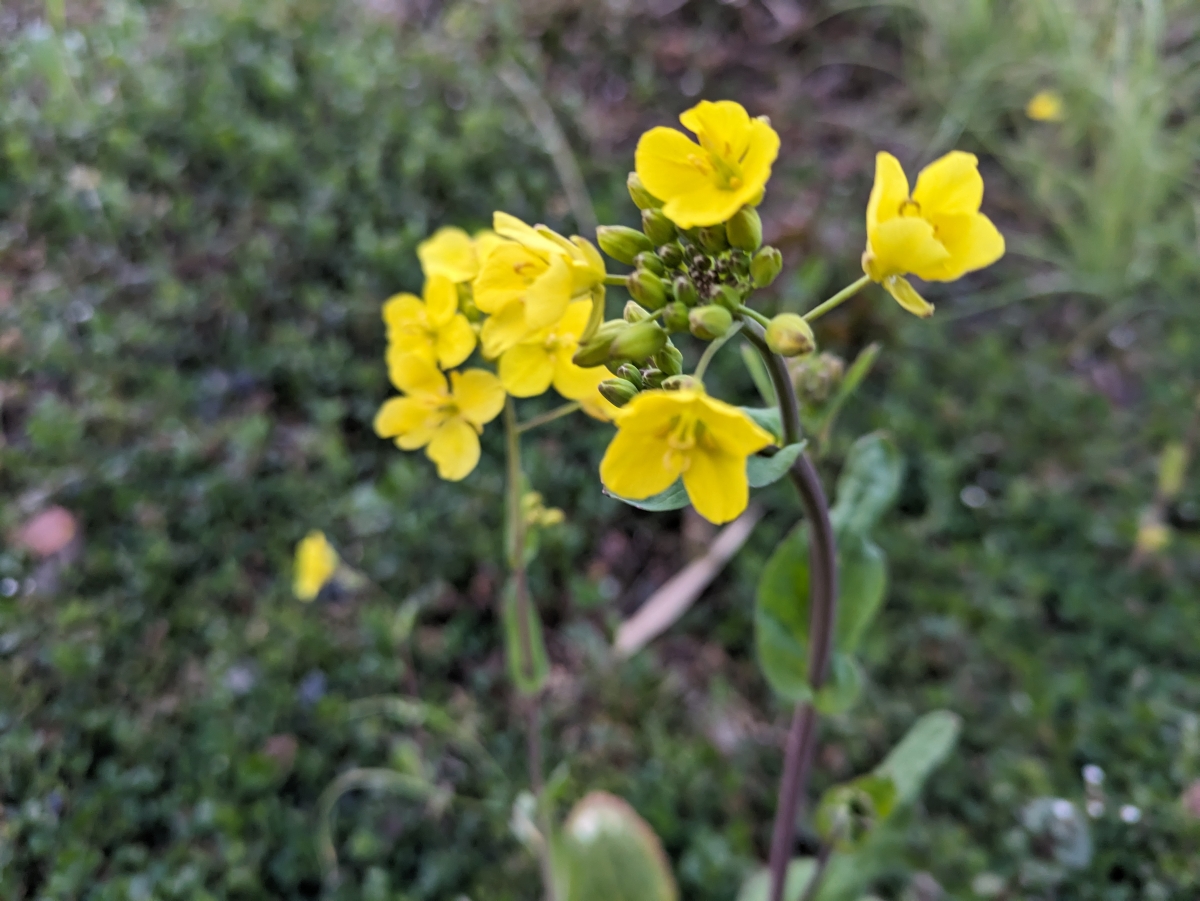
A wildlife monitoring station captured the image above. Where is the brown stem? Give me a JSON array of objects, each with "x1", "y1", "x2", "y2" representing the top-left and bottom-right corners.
[{"x1": 741, "y1": 321, "x2": 839, "y2": 901}]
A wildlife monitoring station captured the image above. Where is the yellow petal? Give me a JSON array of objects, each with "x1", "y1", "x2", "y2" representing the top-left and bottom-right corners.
[
  {"x1": 866, "y1": 217, "x2": 950, "y2": 281},
  {"x1": 911, "y1": 151, "x2": 983, "y2": 219},
  {"x1": 612, "y1": 390, "x2": 692, "y2": 434},
  {"x1": 865, "y1": 152, "x2": 911, "y2": 236},
  {"x1": 882, "y1": 276, "x2": 935, "y2": 318},
  {"x1": 1026, "y1": 90, "x2": 1064, "y2": 122},
  {"x1": 375, "y1": 395, "x2": 437, "y2": 440},
  {"x1": 423, "y1": 274, "x2": 459, "y2": 327},
  {"x1": 600, "y1": 427, "x2": 681, "y2": 500},
  {"x1": 426, "y1": 418, "x2": 481, "y2": 481},
  {"x1": 499, "y1": 343, "x2": 555, "y2": 398},
  {"x1": 736, "y1": 117, "x2": 780, "y2": 201},
  {"x1": 662, "y1": 184, "x2": 749, "y2": 230},
  {"x1": 569, "y1": 236, "x2": 607, "y2": 285},
  {"x1": 418, "y1": 226, "x2": 478, "y2": 283},
  {"x1": 387, "y1": 352, "x2": 447, "y2": 396},
  {"x1": 635, "y1": 127, "x2": 712, "y2": 206},
  {"x1": 555, "y1": 299, "x2": 594, "y2": 340},
  {"x1": 493, "y1": 211, "x2": 566, "y2": 261},
  {"x1": 696, "y1": 394, "x2": 775, "y2": 456},
  {"x1": 523, "y1": 253, "x2": 574, "y2": 330},
  {"x1": 474, "y1": 243, "x2": 546, "y2": 314},
  {"x1": 294, "y1": 530, "x2": 339, "y2": 601},
  {"x1": 451, "y1": 368, "x2": 507, "y2": 426},
  {"x1": 395, "y1": 426, "x2": 437, "y2": 451},
  {"x1": 551, "y1": 349, "x2": 607, "y2": 402},
  {"x1": 580, "y1": 391, "x2": 620, "y2": 422},
  {"x1": 480, "y1": 300, "x2": 530, "y2": 359},
  {"x1": 382, "y1": 293, "x2": 425, "y2": 331},
  {"x1": 679, "y1": 99, "x2": 753, "y2": 158},
  {"x1": 683, "y1": 446, "x2": 749, "y2": 525},
  {"x1": 434, "y1": 314, "x2": 477, "y2": 369},
  {"x1": 917, "y1": 212, "x2": 1005, "y2": 282},
  {"x1": 473, "y1": 229, "x2": 506, "y2": 263}
]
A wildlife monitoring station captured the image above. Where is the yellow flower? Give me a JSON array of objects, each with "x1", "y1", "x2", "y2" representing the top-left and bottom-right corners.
[
  {"x1": 635, "y1": 99, "x2": 780, "y2": 229},
  {"x1": 383, "y1": 274, "x2": 476, "y2": 370},
  {"x1": 418, "y1": 226, "x2": 505, "y2": 283},
  {"x1": 600, "y1": 388, "x2": 774, "y2": 525},
  {"x1": 474, "y1": 213, "x2": 606, "y2": 358},
  {"x1": 498, "y1": 300, "x2": 610, "y2": 401},
  {"x1": 1026, "y1": 90, "x2": 1064, "y2": 122},
  {"x1": 294, "y1": 530, "x2": 339, "y2": 601},
  {"x1": 374, "y1": 355, "x2": 506, "y2": 481},
  {"x1": 861, "y1": 151, "x2": 1005, "y2": 317}
]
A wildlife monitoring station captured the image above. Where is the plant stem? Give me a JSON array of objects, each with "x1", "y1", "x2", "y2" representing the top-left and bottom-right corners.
[
  {"x1": 799, "y1": 841, "x2": 834, "y2": 901},
  {"x1": 803, "y1": 275, "x2": 870, "y2": 323},
  {"x1": 604, "y1": 273, "x2": 629, "y2": 286},
  {"x1": 503, "y1": 400, "x2": 559, "y2": 901},
  {"x1": 693, "y1": 320, "x2": 743, "y2": 383},
  {"x1": 742, "y1": 321, "x2": 839, "y2": 901},
  {"x1": 737, "y1": 304, "x2": 772, "y2": 328},
  {"x1": 516, "y1": 402, "x2": 581, "y2": 434}
]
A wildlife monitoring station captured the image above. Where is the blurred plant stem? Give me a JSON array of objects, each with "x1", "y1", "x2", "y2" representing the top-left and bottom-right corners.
[
  {"x1": 742, "y1": 322, "x2": 839, "y2": 901},
  {"x1": 804, "y1": 275, "x2": 870, "y2": 323},
  {"x1": 504, "y1": 399, "x2": 559, "y2": 901}
]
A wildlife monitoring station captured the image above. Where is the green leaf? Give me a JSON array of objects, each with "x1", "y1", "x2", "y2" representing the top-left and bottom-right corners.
[
  {"x1": 747, "y1": 441, "x2": 806, "y2": 488},
  {"x1": 740, "y1": 344, "x2": 777, "y2": 406},
  {"x1": 736, "y1": 858, "x2": 817, "y2": 901},
  {"x1": 603, "y1": 480, "x2": 691, "y2": 512},
  {"x1": 740, "y1": 406, "x2": 783, "y2": 442},
  {"x1": 502, "y1": 578, "x2": 549, "y2": 695},
  {"x1": 814, "y1": 653, "x2": 863, "y2": 715},
  {"x1": 834, "y1": 531, "x2": 887, "y2": 654},
  {"x1": 755, "y1": 525, "x2": 813, "y2": 702},
  {"x1": 557, "y1": 791, "x2": 677, "y2": 901},
  {"x1": 874, "y1": 710, "x2": 961, "y2": 805},
  {"x1": 829, "y1": 432, "x2": 904, "y2": 536},
  {"x1": 814, "y1": 774, "x2": 898, "y2": 851}
]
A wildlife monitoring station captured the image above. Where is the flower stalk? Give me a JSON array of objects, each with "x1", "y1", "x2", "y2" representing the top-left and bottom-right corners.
[{"x1": 802, "y1": 274, "x2": 870, "y2": 323}]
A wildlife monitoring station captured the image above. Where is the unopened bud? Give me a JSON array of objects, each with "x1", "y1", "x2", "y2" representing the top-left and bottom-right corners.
[
  {"x1": 662, "y1": 301, "x2": 690, "y2": 332},
  {"x1": 608, "y1": 320, "x2": 667, "y2": 362},
  {"x1": 627, "y1": 172, "x2": 662, "y2": 210},
  {"x1": 615, "y1": 363, "x2": 644, "y2": 388},
  {"x1": 457, "y1": 285, "x2": 482, "y2": 322},
  {"x1": 672, "y1": 275, "x2": 699, "y2": 307},
  {"x1": 713, "y1": 284, "x2": 743, "y2": 312},
  {"x1": 626, "y1": 270, "x2": 669, "y2": 311},
  {"x1": 765, "y1": 313, "x2": 816, "y2": 357},
  {"x1": 597, "y1": 225, "x2": 653, "y2": 266},
  {"x1": 726, "y1": 207, "x2": 763, "y2": 251},
  {"x1": 658, "y1": 243, "x2": 684, "y2": 268},
  {"x1": 599, "y1": 378, "x2": 639, "y2": 408},
  {"x1": 641, "y1": 367, "x2": 666, "y2": 389},
  {"x1": 751, "y1": 246, "x2": 783, "y2": 287},
  {"x1": 689, "y1": 304, "x2": 733, "y2": 340},
  {"x1": 698, "y1": 225, "x2": 729, "y2": 255},
  {"x1": 728, "y1": 249, "x2": 751, "y2": 278},
  {"x1": 655, "y1": 344, "x2": 684, "y2": 377},
  {"x1": 641, "y1": 208, "x2": 677, "y2": 246},
  {"x1": 573, "y1": 319, "x2": 627, "y2": 367},
  {"x1": 623, "y1": 300, "x2": 651, "y2": 323},
  {"x1": 662, "y1": 374, "x2": 703, "y2": 392},
  {"x1": 635, "y1": 251, "x2": 665, "y2": 276}
]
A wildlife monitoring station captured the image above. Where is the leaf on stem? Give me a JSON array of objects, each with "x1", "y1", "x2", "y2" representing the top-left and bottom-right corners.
[
  {"x1": 502, "y1": 577, "x2": 550, "y2": 695},
  {"x1": 829, "y1": 432, "x2": 905, "y2": 536}
]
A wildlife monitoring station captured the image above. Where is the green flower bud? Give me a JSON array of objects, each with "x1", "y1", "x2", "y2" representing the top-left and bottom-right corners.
[
  {"x1": 596, "y1": 225, "x2": 653, "y2": 266},
  {"x1": 608, "y1": 320, "x2": 668, "y2": 362},
  {"x1": 641, "y1": 367, "x2": 666, "y2": 389},
  {"x1": 662, "y1": 374, "x2": 703, "y2": 392},
  {"x1": 728, "y1": 249, "x2": 751, "y2": 278},
  {"x1": 627, "y1": 172, "x2": 662, "y2": 210},
  {"x1": 689, "y1": 304, "x2": 733, "y2": 340},
  {"x1": 658, "y1": 243, "x2": 684, "y2": 268},
  {"x1": 765, "y1": 313, "x2": 816, "y2": 357},
  {"x1": 672, "y1": 275, "x2": 699, "y2": 307},
  {"x1": 662, "y1": 301, "x2": 690, "y2": 333},
  {"x1": 751, "y1": 246, "x2": 784, "y2": 288},
  {"x1": 654, "y1": 344, "x2": 684, "y2": 377},
  {"x1": 623, "y1": 300, "x2": 651, "y2": 323},
  {"x1": 573, "y1": 319, "x2": 628, "y2": 367},
  {"x1": 726, "y1": 206, "x2": 763, "y2": 251},
  {"x1": 626, "y1": 270, "x2": 669, "y2": 311},
  {"x1": 635, "y1": 251, "x2": 665, "y2": 276},
  {"x1": 457, "y1": 285, "x2": 483, "y2": 322},
  {"x1": 599, "y1": 378, "x2": 639, "y2": 408},
  {"x1": 615, "y1": 363, "x2": 644, "y2": 388},
  {"x1": 713, "y1": 284, "x2": 743, "y2": 313},
  {"x1": 698, "y1": 225, "x2": 729, "y2": 255},
  {"x1": 641, "y1": 207, "x2": 677, "y2": 246}
]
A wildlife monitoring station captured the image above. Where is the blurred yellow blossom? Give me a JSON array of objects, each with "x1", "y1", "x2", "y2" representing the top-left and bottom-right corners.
[
  {"x1": 374, "y1": 355, "x2": 506, "y2": 481},
  {"x1": 293, "y1": 530, "x2": 338, "y2": 601},
  {"x1": 383, "y1": 274, "x2": 476, "y2": 370},
  {"x1": 600, "y1": 387, "x2": 773, "y2": 524},
  {"x1": 498, "y1": 300, "x2": 610, "y2": 401},
  {"x1": 635, "y1": 100, "x2": 779, "y2": 229},
  {"x1": 861, "y1": 151, "x2": 1005, "y2": 317},
  {"x1": 1026, "y1": 90, "x2": 1065, "y2": 122},
  {"x1": 418, "y1": 226, "x2": 505, "y2": 283}
]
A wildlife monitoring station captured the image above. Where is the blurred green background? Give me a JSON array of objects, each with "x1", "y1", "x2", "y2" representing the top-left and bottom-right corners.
[{"x1": 2, "y1": 0, "x2": 1199, "y2": 898}]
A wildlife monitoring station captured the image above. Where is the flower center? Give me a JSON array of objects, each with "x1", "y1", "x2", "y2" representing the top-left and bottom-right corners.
[
  {"x1": 662, "y1": 415, "x2": 706, "y2": 472},
  {"x1": 898, "y1": 199, "x2": 922, "y2": 217}
]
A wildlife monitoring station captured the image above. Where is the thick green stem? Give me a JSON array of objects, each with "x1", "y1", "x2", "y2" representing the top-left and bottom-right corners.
[
  {"x1": 803, "y1": 274, "x2": 870, "y2": 323},
  {"x1": 693, "y1": 321, "x2": 744, "y2": 383},
  {"x1": 742, "y1": 322, "x2": 839, "y2": 901}
]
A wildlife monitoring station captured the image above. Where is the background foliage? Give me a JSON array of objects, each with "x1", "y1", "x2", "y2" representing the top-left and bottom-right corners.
[{"x1": 2, "y1": 1, "x2": 1199, "y2": 899}]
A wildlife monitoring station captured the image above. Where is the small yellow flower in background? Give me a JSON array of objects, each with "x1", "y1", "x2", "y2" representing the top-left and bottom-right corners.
[
  {"x1": 294, "y1": 530, "x2": 339, "y2": 601},
  {"x1": 498, "y1": 299, "x2": 610, "y2": 401},
  {"x1": 600, "y1": 388, "x2": 774, "y2": 525},
  {"x1": 861, "y1": 151, "x2": 1005, "y2": 317},
  {"x1": 475, "y1": 212, "x2": 606, "y2": 358},
  {"x1": 1026, "y1": 90, "x2": 1065, "y2": 122},
  {"x1": 418, "y1": 226, "x2": 505, "y2": 283},
  {"x1": 523, "y1": 491, "x2": 565, "y2": 528},
  {"x1": 383, "y1": 274, "x2": 476, "y2": 370},
  {"x1": 374, "y1": 354, "x2": 506, "y2": 481},
  {"x1": 635, "y1": 99, "x2": 780, "y2": 229}
]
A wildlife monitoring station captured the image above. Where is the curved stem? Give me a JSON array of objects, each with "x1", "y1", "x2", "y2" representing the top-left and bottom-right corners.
[
  {"x1": 742, "y1": 321, "x2": 839, "y2": 901},
  {"x1": 693, "y1": 320, "x2": 743, "y2": 383},
  {"x1": 517, "y1": 402, "x2": 581, "y2": 434},
  {"x1": 803, "y1": 275, "x2": 870, "y2": 323},
  {"x1": 737, "y1": 304, "x2": 772, "y2": 328}
]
